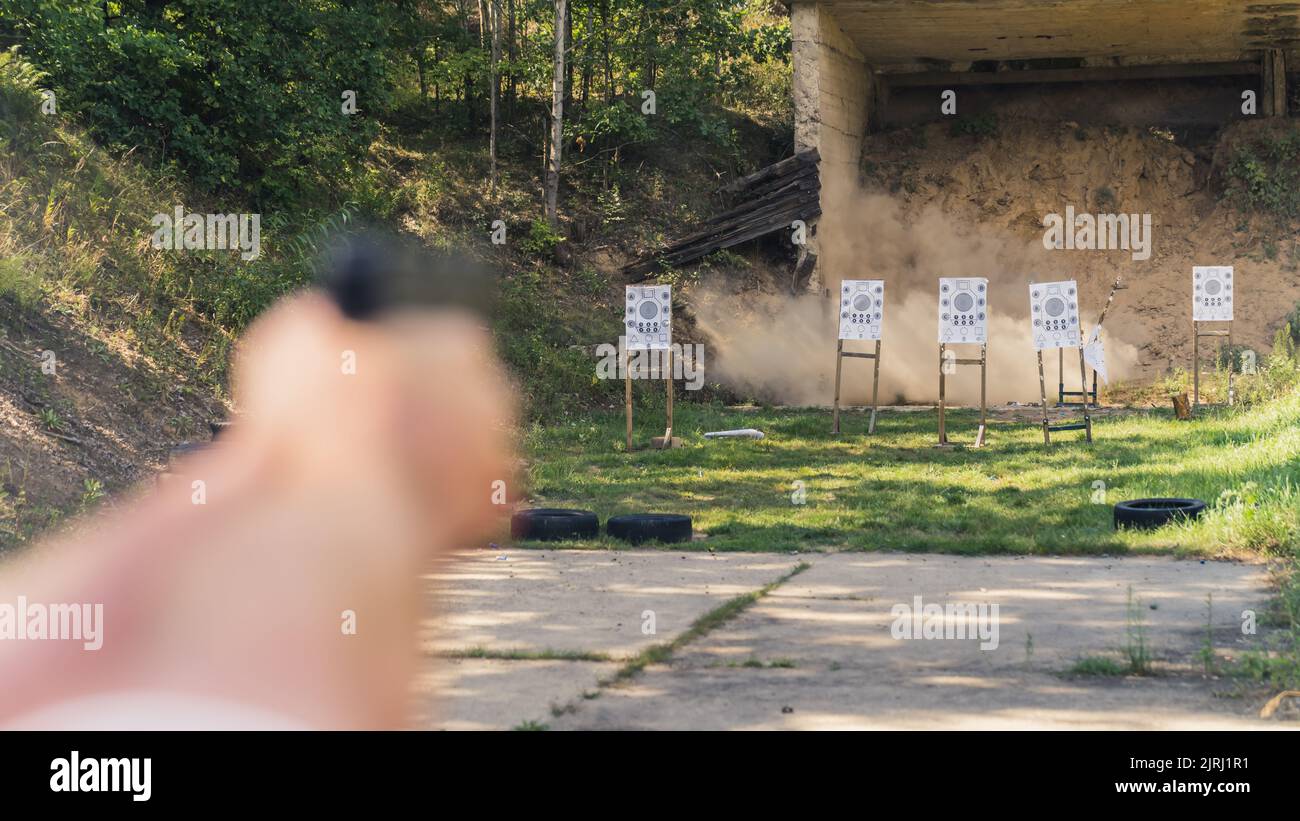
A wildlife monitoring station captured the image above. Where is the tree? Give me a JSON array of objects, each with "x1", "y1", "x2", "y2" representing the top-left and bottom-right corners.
[
  {"x1": 544, "y1": 0, "x2": 567, "y2": 227},
  {"x1": 488, "y1": 0, "x2": 501, "y2": 195}
]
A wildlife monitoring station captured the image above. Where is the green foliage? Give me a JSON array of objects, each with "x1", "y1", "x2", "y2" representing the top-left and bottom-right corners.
[
  {"x1": 1223, "y1": 126, "x2": 1300, "y2": 220},
  {"x1": 37, "y1": 407, "x2": 64, "y2": 432},
  {"x1": 950, "y1": 112, "x2": 999, "y2": 139},
  {"x1": 79, "y1": 478, "x2": 105, "y2": 512},
  {"x1": 521, "y1": 218, "x2": 562, "y2": 257},
  {"x1": 1069, "y1": 656, "x2": 1128, "y2": 676},
  {"x1": 0, "y1": 254, "x2": 43, "y2": 307},
  {"x1": 494, "y1": 267, "x2": 619, "y2": 419},
  {"x1": 8, "y1": 0, "x2": 391, "y2": 206},
  {"x1": 596, "y1": 184, "x2": 627, "y2": 227}
]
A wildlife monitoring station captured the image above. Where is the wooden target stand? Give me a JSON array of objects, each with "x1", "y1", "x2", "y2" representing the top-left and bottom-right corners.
[
  {"x1": 1057, "y1": 346, "x2": 1098, "y2": 408},
  {"x1": 831, "y1": 339, "x2": 882, "y2": 435},
  {"x1": 624, "y1": 347, "x2": 682, "y2": 451},
  {"x1": 1059, "y1": 277, "x2": 1124, "y2": 408},
  {"x1": 936, "y1": 342, "x2": 988, "y2": 448},
  {"x1": 1037, "y1": 345, "x2": 1093, "y2": 445},
  {"x1": 1192, "y1": 320, "x2": 1233, "y2": 413}
]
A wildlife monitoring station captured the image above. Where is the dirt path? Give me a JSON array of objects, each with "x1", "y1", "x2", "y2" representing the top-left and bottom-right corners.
[{"x1": 416, "y1": 550, "x2": 1293, "y2": 730}]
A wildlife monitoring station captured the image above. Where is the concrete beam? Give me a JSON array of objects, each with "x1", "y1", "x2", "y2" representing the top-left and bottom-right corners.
[
  {"x1": 1262, "y1": 49, "x2": 1288, "y2": 117},
  {"x1": 791, "y1": 2, "x2": 874, "y2": 292},
  {"x1": 885, "y1": 60, "x2": 1259, "y2": 88}
]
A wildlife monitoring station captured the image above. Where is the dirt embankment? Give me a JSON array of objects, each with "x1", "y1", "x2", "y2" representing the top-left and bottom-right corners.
[
  {"x1": 694, "y1": 118, "x2": 1300, "y2": 405},
  {"x1": 0, "y1": 300, "x2": 225, "y2": 551}
]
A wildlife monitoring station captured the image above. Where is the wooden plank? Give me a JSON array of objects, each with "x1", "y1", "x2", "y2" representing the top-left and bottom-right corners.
[
  {"x1": 624, "y1": 194, "x2": 821, "y2": 276},
  {"x1": 624, "y1": 203, "x2": 822, "y2": 280},
  {"x1": 717, "y1": 148, "x2": 819, "y2": 197}
]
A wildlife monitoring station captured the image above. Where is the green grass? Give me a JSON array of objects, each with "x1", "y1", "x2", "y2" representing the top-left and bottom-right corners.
[
  {"x1": 516, "y1": 390, "x2": 1300, "y2": 555},
  {"x1": 1069, "y1": 656, "x2": 1131, "y2": 677}
]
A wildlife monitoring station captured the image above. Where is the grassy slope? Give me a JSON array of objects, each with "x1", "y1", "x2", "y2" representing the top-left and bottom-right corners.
[
  {"x1": 1, "y1": 55, "x2": 231, "y2": 550},
  {"x1": 517, "y1": 394, "x2": 1300, "y2": 556}
]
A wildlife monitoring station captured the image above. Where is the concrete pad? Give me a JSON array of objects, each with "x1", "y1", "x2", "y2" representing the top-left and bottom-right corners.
[
  {"x1": 420, "y1": 550, "x2": 803, "y2": 658},
  {"x1": 412, "y1": 657, "x2": 620, "y2": 730},
  {"x1": 540, "y1": 553, "x2": 1282, "y2": 730},
  {"x1": 677, "y1": 554, "x2": 1271, "y2": 671},
  {"x1": 553, "y1": 666, "x2": 1284, "y2": 730}
]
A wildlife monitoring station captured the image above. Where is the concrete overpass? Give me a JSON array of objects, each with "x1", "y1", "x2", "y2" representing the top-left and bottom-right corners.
[{"x1": 793, "y1": 0, "x2": 1293, "y2": 185}]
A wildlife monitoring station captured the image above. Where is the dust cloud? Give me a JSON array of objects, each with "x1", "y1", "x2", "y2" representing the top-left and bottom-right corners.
[{"x1": 693, "y1": 179, "x2": 1140, "y2": 405}]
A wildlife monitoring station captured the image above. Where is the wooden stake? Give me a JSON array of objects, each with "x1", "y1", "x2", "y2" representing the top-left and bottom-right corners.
[
  {"x1": 1038, "y1": 349, "x2": 1051, "y2": 445},
  {"x1": 1078, "y1": 346, "x2": 1093, "y2": 443},
  {"x1": 1193, "y1": 319, "x2": 1200, "y2": 412},
  {"x1": 1228, "y1": 320, "x2": 1234, "y2": 406},
  {"x1": 869, "y1": 339, "x2": 881, "y2": 435},
  {"x1": 938, "y1": 343, "x2": 947, "y2": 445},
  {"x1": 832, "y1": 339, "x2": 844, "y2": 435},
  {"x1": 975, "y1": 342, "x2": 987, "y2": 447},
  {"x1": 624, "y1": 347, "x2": 633, "y2": 451},
  {"x1": 664, "y1": 347, "x2": 674, "y2": 441},
  {"x1": 1057, "y1": 347, "x2": 1064, "y2": 406}
]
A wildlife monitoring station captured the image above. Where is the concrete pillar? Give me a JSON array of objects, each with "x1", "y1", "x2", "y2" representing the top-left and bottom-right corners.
[
  {"x1": 791, "y1": 2, "x2": 873, "y2": 292},
  {"x1": 1262, "y1": 49, "x2": 1287, "y2": 117}
]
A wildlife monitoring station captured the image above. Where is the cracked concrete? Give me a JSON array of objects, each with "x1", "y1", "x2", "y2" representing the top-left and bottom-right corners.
[{"x1": 416, "y1": 550, "x2": 1290, "y2": 730}]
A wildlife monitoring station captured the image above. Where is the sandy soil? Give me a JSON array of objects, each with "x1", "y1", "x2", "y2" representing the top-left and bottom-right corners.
[{"x1": 854, "y1": 117, "x2": 1300, "y2": 381}]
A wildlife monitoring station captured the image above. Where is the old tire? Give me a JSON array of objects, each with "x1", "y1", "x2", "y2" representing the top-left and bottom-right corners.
[
  {"x1": 510, "y1": 508, "x2": 599, "y2": 541},
  {"x1": 1113, "y1": 498, "x2": 1207, "y2": 530},
  {"x1": 606, "y1": 513, "x2": 693, "y2": 545}
]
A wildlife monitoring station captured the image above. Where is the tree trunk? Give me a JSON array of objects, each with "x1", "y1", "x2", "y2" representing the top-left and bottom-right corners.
[
  {"x1": 601, "y1": 0, "x2": 613, "y2": 104},
  {"x1": 580, "y1": 0, "x2": 592, "y2": 110},
  {"x1": 545, "y1": 0, "x2": 567, "y2": 227},
  {"x1": 489, "y1": 0, "x2": 501, "y2": 195},
  {"x1": 564, "y1": 1, "x2": 574, "y2": 112},
  {"x1": 507, "y1": 0, "x2": 517, "y2": 121}
]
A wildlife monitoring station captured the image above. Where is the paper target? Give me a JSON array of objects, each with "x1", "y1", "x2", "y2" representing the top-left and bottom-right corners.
[
  {"x1": 838, "y1": 280, "x2": 885, "y2": 341},
  {"x1": 1192, "y1": 266, "x2": 1233, "y2": 322},
  {"x1": 937, "y1": 278, "x2": 988, "y2": 344},
  {"x1": 1029, "y1": 279, "x2": 1082, "y2": 350},
  {"x1": 625, "y1": 285, "x2": 672, "y2": 350}
]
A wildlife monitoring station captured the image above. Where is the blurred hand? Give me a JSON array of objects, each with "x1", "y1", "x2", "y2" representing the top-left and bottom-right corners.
[{"x1": 0, "y1": 290, "x2": 516, "y2": 729}]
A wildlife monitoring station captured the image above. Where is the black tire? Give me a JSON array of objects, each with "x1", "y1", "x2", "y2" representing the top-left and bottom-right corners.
[
  {"x1": 1113, "y1": 498, "x2": 1207, "y2": 530},
  {"x1": 606, "y1": 513, "x2": 693, "y2": 545},
  {"x1": 511, "y1": 508, "x2": 599, "y2": 541}
]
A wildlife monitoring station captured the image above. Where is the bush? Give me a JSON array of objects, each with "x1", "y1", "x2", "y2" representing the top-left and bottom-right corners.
[
  {"x1": 8, "y1": 0, "x2": 392, "y2": 207},
  {"x1": 0, "y1": 254, "x2": 42, "y2": 307},
  {"x1": 951, "y1": 112, "x2": 998, "y2": 139},
  {"x1": 1222, "y1": 126, "x2": 1300, "y2": 220},
  {"x1": 522, "y1": 219, "x2": 562, "y2": 258}
]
